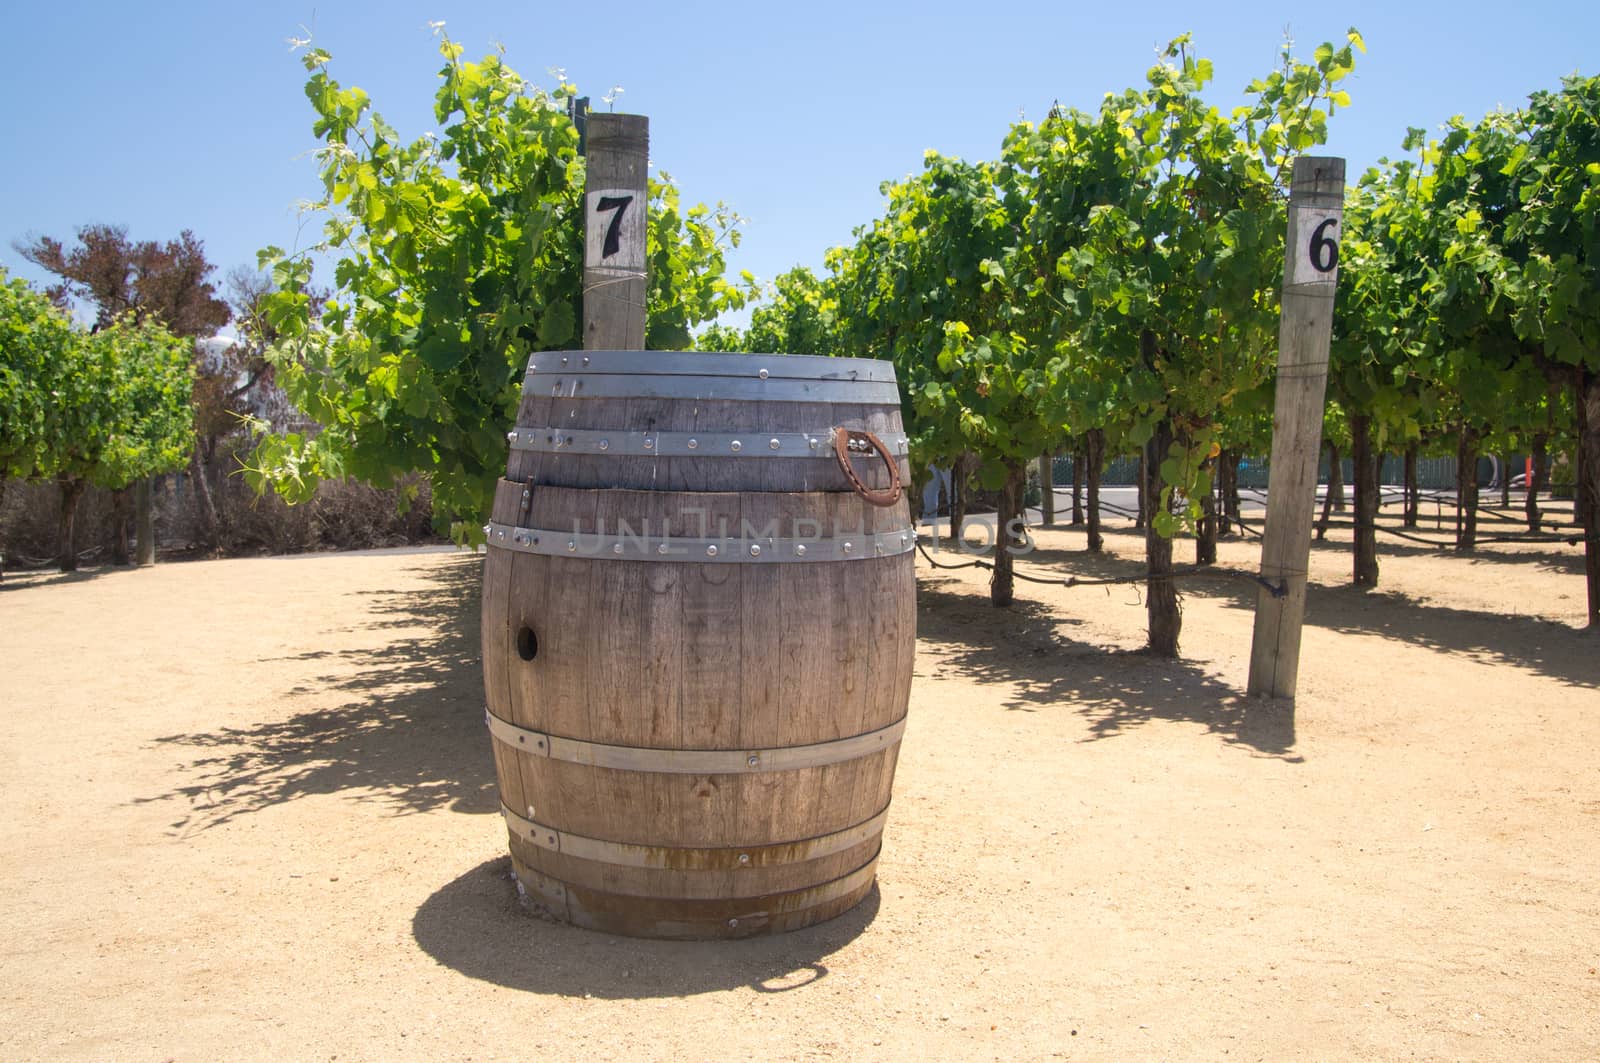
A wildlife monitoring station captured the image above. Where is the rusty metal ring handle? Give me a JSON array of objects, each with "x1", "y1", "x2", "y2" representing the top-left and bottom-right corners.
[{"x1": 832, "y1": 429, "x2": 903, "y2": 508}]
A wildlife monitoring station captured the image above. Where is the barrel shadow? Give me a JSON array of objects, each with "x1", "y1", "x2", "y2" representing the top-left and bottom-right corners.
[
  {"x1": 412, "y1": 857, "x2": 880, "y2": 998},
  {"x1": 138, "y1": 554, "x2": 499, "y2": 831}
]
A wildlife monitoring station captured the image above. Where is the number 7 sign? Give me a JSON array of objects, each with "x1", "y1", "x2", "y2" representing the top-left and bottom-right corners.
[{"x1": 586, "y1": 188, "x2": 646, "y2": 274}]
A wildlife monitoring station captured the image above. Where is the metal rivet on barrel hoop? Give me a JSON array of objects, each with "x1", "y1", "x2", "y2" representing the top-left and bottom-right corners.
[
  {"x1": 687, "y1": 438, "x2": 698, "y2": 450},
  {"x1": 795, "y1": 544, "x2": 807, "y2": 557},
  {"x1": 643, "y1": 438, "x2": 654, "y2": 450},
  {"x1": 728, "y1": 918, "x2": 739, "y2": 928},
  {"x1": 706, "y1": 544, "x2": 718, "y2": 557},
  {"x1": 747, "y1": 754, "x2": 760, "y2": 767},
  {"x1": 843, "y1": 541, "x2": 853, "y2": 554},
  {"x1": 809, "y1": 438, "x2": 819, "y2": 450},
  {"x1": 507, "y1": 430, "x2": 518, "y2": 442},
  {"x1": 738, "y1": 853, "x2": 750, "y2": 865},
  {"x1": 758, "y1": 368, "x2": 769, "y2": 379},
  {"x1": 657, "y1": 543, "x2": 669, "y2": 555},
  {"x1": 749, "y1": 544, "x2": 761, "y2": 557},
  {"x1": 612, "y1": 543, "x2": 624, "y2": 555},
  {"x1": 769, "y1": 438, "x2": 781, "y2": 450},
  {"x1": 598, "y1": 439, "x2": 610, "y2": 451},
  {"x1": 730, "y1": 440, "x2": 742, "y2": 452},
  {"x1": 567, "y1": 540, "x2": 576, "y2": 552}
]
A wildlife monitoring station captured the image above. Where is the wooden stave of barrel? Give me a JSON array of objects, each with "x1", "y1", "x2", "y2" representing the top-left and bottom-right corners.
[{"x1": 481, "y1": 351, "x2": 915, "y2": 939}]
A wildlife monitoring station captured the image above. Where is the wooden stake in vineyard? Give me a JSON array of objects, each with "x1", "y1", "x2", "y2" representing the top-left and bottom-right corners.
[
  {"x1": 1248, "y1": 157, "x2": 1346, "y2": 700},
  {"x1": 583, "y1": 113, "x2": 649, "y2": 349}
]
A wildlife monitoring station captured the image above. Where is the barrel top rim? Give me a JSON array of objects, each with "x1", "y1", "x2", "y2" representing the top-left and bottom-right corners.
[{"x1": 527, "y1": 350, "x2": 897, "y2": 383}]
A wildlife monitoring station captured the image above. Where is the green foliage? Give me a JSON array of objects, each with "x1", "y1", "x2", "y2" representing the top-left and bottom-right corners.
[
  {"x1": 0, "y1": 270, "x2": 194, "y2": 489},
  {"x1": 692, "y1": 321, "x2": 748, "y2": 352},
  {"x1": 1330, "y1": 160, "x2": 1438, "y2": 450},
  {"x1": 1335, "y1": 74, "x2": 1598, "y2": 473},
  {"x1": 645, "y1": 177, "x2": 756, "y2": 350},
  {"x1": 741, "y1": 267, "x2": 844, "y2": 355},
  {"x1": 81, "y1": 318, "x2": 197, "y2": 489},
  {"x1": 1506, "y1": 74, "x2": 1600, "y2": 372},
  {"x1": 250, "y1": 38, "x2": 752, "y2": 540},
  {"x1": 828, "y1": 153, "x2": 1039, "y2": 474},
  {"x1": 0, "y1": 272, "x2": 77, "y2": 481},
  {"x1": 1013, "y1": 31, "x2": 1364, "y2": 531},
  {"x1": 918, "y1": 323, "x2": 1055, "y2": 479},
  {"x1": 762, "y1": 29, "x2": 1364, "y2": 557}
]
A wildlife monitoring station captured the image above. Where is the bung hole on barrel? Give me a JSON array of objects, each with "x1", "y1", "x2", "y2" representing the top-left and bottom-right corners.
[{"x1": 516, "y1": 626, "x2": 539, "y2": 662}]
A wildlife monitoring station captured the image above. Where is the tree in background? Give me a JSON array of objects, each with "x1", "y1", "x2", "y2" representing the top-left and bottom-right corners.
[
  {"x1": 0, "y1": 273, "x2": 77, "y2": 573},
  {"x1": 15, "y1": 223, "x2": 233, "y2": 551},
  {"x1": 74, "y1": 318, "x2": 197, "y2": 567},
  {"x1": 248, "y1": 37, "x2": 752, "y2": 538},
  {"x1": 829, "y1": 156, "x2": 1029, "y2": 560},
  {"x1": 1505, "y1": 74, "x2": 1600, "y2": 628},
  {"x1": 1002, "y1": 98, "x2": 1151, "y2": 559},
  {"x1": 1044, "y1": 32, "x2": 1362, "y2": 654},
  {"x1": 0, "y1": 270, "x2": 194, "y2": 570},
  {"x1": 15, "y1": 224, "x2": 230, "y2": 336},
  {"x1": 1329, "y1": 154, "x2": 1438, "y2": 586},
  {"x1": 741, "y1": 267, "x2": 845, "y2": 356}
]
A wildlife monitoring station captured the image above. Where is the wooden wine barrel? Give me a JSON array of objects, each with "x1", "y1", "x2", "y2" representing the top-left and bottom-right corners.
[{"x1": 480, "y1": 351, "x2": 915, "y2": 939}]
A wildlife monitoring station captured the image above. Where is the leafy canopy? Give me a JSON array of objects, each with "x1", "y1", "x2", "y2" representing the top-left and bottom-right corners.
[
  {"x1": 0, "y1": 269, "x2": 194, "y2": 490},
  {"x1": 249, "y1": 37, "x2": 753, "y2": 539}
]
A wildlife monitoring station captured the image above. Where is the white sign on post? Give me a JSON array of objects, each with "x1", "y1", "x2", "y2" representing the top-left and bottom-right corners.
[
  {"x1": 1289, "y1": 205, "x2": 1342, "y2": 287},
  {"x1": 585, "y1": 188, "x2": 646, "y2": 275}
]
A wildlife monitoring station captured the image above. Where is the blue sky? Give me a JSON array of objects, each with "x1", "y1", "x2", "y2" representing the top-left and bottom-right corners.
[{"x1": 1, "y1": 1, "x2": 1593, "y2": 334}]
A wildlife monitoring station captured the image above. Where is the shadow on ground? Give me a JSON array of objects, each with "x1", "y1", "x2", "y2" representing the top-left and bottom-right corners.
[
  {"x1": 976, "y1": 522, "x2": 1597, "y2": 691},
  {"x1": 140, "y1": 554, "x2": 497, "y2": 831},
  {"x1": 0, "y1": 564, "x2": 123, "y2": 590},
  {"x1": 914, "y1": 579, "x2": 1300, "y2": 762},
  {"x1": 412, "y1": 857, "x2": 880, "y2": 998},
  {"x1": 1254, "y1": 584, "x2": 1600, "y2": 690}
]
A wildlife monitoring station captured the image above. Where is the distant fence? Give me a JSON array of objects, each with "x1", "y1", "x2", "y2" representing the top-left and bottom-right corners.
[{"x1": 1049, "y1": 453, "x2": 1511, "y2": 491}]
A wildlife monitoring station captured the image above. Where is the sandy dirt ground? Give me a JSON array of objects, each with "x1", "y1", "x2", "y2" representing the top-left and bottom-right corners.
[{"x1": 1, "y1": 510, "x2": 1597, "y2": 1061}]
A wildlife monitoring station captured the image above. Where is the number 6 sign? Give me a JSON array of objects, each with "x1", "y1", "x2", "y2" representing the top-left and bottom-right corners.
[{"x1": 1289, "y1": 205, "x2": 1342, "y2": 287}]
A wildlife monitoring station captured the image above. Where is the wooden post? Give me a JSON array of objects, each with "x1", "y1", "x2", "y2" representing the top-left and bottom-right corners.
[
  {"x1": 582, "y1": 113, "x2": 649, "y2": 350},
  {"x1": 1248, "y1": 156, "x2": 1346, "y2": 699}
]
